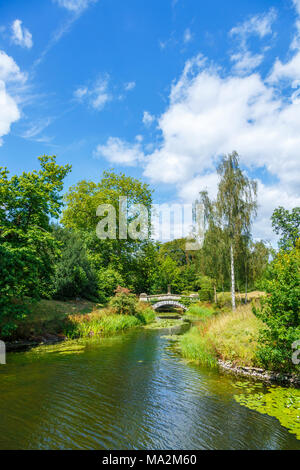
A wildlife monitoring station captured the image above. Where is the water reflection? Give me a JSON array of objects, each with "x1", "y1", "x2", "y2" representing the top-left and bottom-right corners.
[{"x1": 0, "y1": 329, "x2": 299, "y2": 450}]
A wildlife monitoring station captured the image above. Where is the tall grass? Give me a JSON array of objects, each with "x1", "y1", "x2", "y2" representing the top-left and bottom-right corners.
[
  {"x1": 207, "y1": 304, "x2": 263, "y2": 366},
  {"x1": 185, "y1": 304, "x2": 215, "y2": 320},
  {"x1": 64, "y1": 307, "x2": 156, "y2": 339},
  {"x1": 180, "y1": 327, "x2": 218, "y2": 368},
  {"x1": 179, "y1": 303, "x2": 263, "y2": 368}
]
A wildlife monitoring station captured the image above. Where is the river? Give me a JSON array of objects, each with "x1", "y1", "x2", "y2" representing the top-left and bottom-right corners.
[{"x1": 0, "y1": 326, "x2": 299, "y2": 450}]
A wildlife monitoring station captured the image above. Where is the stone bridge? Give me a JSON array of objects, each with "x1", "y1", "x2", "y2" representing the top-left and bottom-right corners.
[{"x1": 139, "y1": 288, "x2": 198, "y2": 311}]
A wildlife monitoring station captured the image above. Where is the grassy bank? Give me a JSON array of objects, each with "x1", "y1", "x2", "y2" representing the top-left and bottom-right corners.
[
  {"x1": 64, "y1": 308, "x2": 155, "y2": 339},
  {"x1": 5, "y1": 298, "x2": 156, "y2": 342},
  {"x1": 179, "y1": 303, "x2": 263, "y2": 368}
]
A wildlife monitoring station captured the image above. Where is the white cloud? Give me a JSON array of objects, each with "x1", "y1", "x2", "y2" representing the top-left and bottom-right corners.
[
  {"x1": 142, "y1": 111, "x2": 155, "y2": 126},
  {"x1": 230, "y1": 9, "x2": 276, "y2": 74},
  {"x1": 231, "y1": 51, "x2": 264, "y2": 74},
  {"x1": 54, "y1": 0, "x2": 96, "y2": 13},
  {"x1": 74, "y1": 76, "x2": 111, "y2": 110},
  {"x1": 268, "y1": 1, "x2": 300, "y2": 84},
  {"x1": 183, "y1": 28, "x2": 192, "y2": 44},
  {"x1": 0, "y1": 50, "x2": 26, "y2": 82},
  {"x1": 11, "y1": 20, "x2": 33, "y2": 49},
  {"x1": 92, "y1": 5, "x2": 300, "y2": 241},
  {"x1": 0, "y1": 51, "x2": 26, "y2": 146},
  {"x1": 230, "y1": 9, "x2": 277, "y2": 40},
  {"x1": 93, "y1": 137, "x2": 144, "y2": 166},
  {"x1": 124, "y1": 81, "x2": 136, "y2": 91}
]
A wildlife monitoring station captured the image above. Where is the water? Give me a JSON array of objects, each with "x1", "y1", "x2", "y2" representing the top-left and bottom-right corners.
[{"x1": 0, "y1": 327, "x2": 299, "y2": 450}]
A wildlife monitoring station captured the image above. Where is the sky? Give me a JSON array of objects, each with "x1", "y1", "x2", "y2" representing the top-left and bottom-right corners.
[{"x1": 0, "y1": 0, "x2": 300, "y2": 243}]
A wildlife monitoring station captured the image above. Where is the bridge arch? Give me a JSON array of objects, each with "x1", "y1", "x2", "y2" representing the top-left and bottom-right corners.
[{"x1": 152, "y1": 300, "x2": 187, "y2": 311}]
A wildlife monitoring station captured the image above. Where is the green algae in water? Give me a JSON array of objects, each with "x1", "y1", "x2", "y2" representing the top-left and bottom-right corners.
[{"x1": 234, "y1": 386, "x2": 300, "y2": 439}]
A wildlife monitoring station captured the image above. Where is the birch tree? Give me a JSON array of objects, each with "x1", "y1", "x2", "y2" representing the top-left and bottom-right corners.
[{"x1": 216, "y1": 152, "x2": 257, "y2": 310}]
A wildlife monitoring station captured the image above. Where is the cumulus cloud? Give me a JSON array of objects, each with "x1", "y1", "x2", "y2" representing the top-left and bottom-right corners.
[
  {"x1": 74, "y1": 76, "x2": 111, "y2": 110},
  {"x1": 268, "y1": 1, "x2": 300, "y2": 84},
  {"x1": 93, "y1": 137, "x2": 144, "y2": 166},
  {"x1": 0, "y1": 51, "x2": 25, "y2": 145},
  {"x1": 11, "y1": 19, "x2": 33, "y2": 49},
  {"x1": 93, "y1": 4, "x2": 300, "y2": 240}
]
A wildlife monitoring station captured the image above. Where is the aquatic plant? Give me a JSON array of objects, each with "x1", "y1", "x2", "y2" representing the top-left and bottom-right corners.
[{"x1": 234, "y1": 386, "x2": 300, "y2": 439}]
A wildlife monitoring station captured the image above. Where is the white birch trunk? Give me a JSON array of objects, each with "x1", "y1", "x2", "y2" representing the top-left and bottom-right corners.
[{"x1": 230, "y1": 243, "x2": 236, "y2": 311}]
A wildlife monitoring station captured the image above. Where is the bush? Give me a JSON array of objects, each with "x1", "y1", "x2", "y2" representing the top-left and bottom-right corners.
[
  {"x1": 109, "y1": 287, "x2": 138, "y2": 316},
  {"x1": 253, "y1": 241, "x2": 300, "y2": 372}
]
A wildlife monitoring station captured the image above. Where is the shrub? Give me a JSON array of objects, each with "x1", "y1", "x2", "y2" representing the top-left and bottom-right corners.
[
  {"x1": 253, "y1": 241, "x2": 300, "y2": 372},
  {"x1": 109, "y1": 287, "x2": 138, "y2": 316}
]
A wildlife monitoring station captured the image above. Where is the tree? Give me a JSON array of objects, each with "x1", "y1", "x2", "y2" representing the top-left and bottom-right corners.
[
  {"x1": 0, "y1": 156, "x2": 71, "y2": 336},
  {"x1": 50, "y1": 226, "x2": 99, "y2": 301},
  {"x1": 271, "y1": 206, "x2": 300, "y2": 251},
  {"x1": 199, "y1": 152, "x2": 257, "y2": 310},
  {"x1": 61, "y1": 171, "x2": 154, "y2": 292},
  {"x1": 253, "y1": 240, "x2": 300, "y2": 372},
  {"x1": 216, "y1": 152, "x2": 257, "y2": 310}
]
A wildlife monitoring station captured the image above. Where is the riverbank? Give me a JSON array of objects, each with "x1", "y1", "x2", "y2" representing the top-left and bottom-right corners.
[
  {"x1": 4, "y1": 298, "x2": 157, "y2": 351},
  {"x1": 178, "y1": 303, "x2": 300, "y2": 386}
]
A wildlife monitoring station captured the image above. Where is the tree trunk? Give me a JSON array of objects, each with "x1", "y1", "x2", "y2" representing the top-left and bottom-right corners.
[
  {"x1": 245, "y1": 274, "x2": 248, "y2": 304},
  {"x1": 230, "y1": 243, "x2": 236, "y2": 311},
  {"x1": 214, "y1": 284, "x2": 218, "y2": 304}
]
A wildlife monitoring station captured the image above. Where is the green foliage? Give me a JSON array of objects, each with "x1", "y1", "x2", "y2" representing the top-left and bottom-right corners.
[
  {"x1": 50, "y1": 226, "x2": 98, "y2": 301},
  {"x1": 61, "y1": 170, "x2": 154, "y2": 295},
  {"x1": 97, "y1": 267, "x2": 125, "y2": 303},
  {"x1": 272, "y1": 206, "x2": 300, "y2": 251},
  {"x1": 136, "y1": 308, "x2": 156, "y2": 325},
  {"x1": 150, "y1": 255, "x2": 182, "y2": 293},
  {"x1": 197, "y1": 275, "x2": 214, "y2": 301},
  {"x1": 0, "y1": 156, "x2": 71, "y2": 336},
  {"x1": 109, "y1": 287, "x2": 139, "y2": 316},
  {"x1": 253, "y1": 241, "x2": 300, "y2": 372}
]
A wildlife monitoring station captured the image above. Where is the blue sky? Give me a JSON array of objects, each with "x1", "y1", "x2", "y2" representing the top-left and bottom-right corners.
[{"x1": 0, "y1": 0, "x2": 300, "y2": 241}]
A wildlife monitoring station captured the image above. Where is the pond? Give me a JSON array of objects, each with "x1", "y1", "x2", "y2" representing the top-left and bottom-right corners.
[{"x1": 0, "y1": 326, "x2": 299, "y2": 450}]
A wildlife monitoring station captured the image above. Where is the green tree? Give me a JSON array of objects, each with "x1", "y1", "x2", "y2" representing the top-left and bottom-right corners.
[
  {"x1": 200, "y1": 152, "x2": 257, "y2": 310},
  {"x1": 61, "y1": 170, "x2": 153, "y2": 292},
  {"x1": 253, "y1": 240, "x2": 300, "y2": 372},
  {"x1": 0, "y1": 156, "x2": 71, "y2": 336},
  {"x1": 50, "y1": 226, "x2": 98, "y2": 301},
  {"x1": 271, "y1": 206, "x2": 300, "y2": 251}
]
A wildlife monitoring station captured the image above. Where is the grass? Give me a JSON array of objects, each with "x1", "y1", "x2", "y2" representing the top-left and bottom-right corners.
[
  {"x1": 179, "y1": 303, "x2": 263, "y2": 368},
  {"x1": 184, "y1": 303, "x2": 216, "y2": 320},
  {"x1": 180, "y1": 326, "x2": 218, "y2": 367},
  {"x1": 64, "y1": 307, "x2": 156, "y2": 339},
  {"x1": 206, "y1": 304, "x2": 263, "y2": 366}
]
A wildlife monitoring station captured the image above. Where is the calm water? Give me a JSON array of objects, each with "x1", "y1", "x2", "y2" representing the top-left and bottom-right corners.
[{"x1": 0, "y1": 327, "x2": 299, "y2": 450}]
